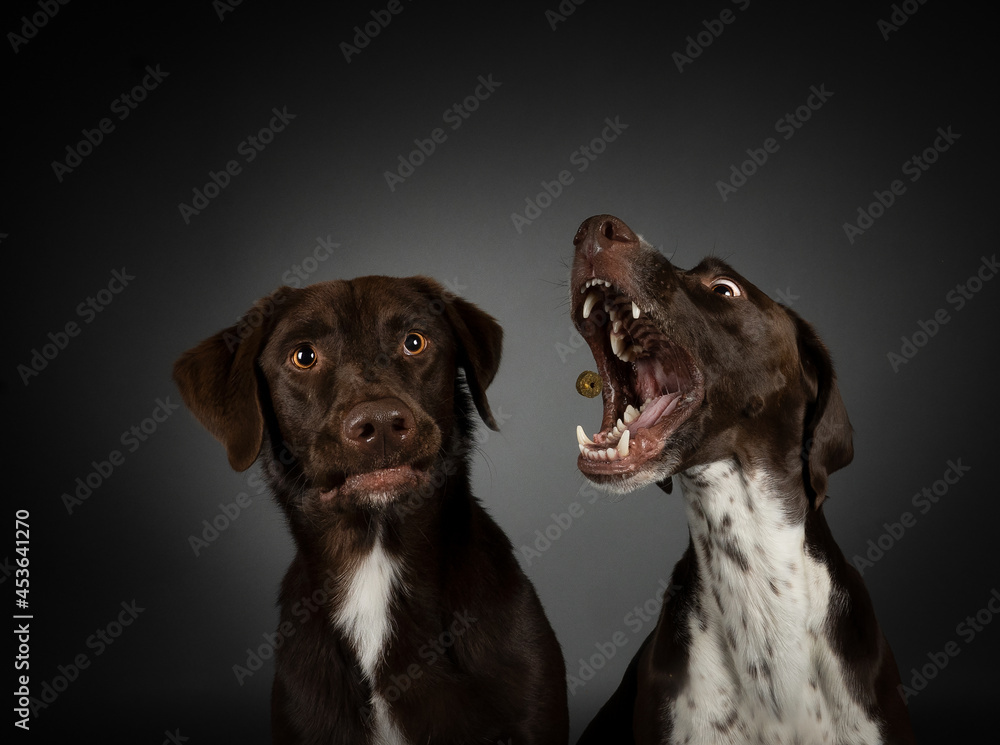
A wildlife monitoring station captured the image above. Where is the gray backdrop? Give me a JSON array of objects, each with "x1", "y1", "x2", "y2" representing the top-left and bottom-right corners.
[{"x1": 5, "y1": 0, "x2": 997, "y2": 742}]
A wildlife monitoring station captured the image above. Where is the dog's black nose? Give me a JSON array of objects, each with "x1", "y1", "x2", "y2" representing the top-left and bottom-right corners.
[
  {"x1": 573, "y1": 214, "x2": 640, "y2": 260},
  {"x1": 342, "y1": 398, "x2": 415, "y2": 460}
]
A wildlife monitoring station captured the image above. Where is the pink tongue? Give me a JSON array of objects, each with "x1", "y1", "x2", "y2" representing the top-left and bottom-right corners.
[{"x1": 628, "y1": 393, "x2": 681, "y2": 433}]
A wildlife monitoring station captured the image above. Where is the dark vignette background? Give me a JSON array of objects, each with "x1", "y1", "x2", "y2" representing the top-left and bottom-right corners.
[{"x1": 4, "y1": 0, "x2": 997, "y2": 741}]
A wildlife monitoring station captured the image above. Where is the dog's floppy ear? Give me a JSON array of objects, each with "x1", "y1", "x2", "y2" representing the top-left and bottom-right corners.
[
  {"x1": 790, "y1": 310, "x2": 853, "y2": 509},
  {"x1": 413, "y1": 278, "x2": 503, "y2": 430},
  {"x1": 445, "y1": 295, "x2": 503, "y2": 430},
  {"x1": 172, "y1": 289, "x2": 290, "y2": 471}
]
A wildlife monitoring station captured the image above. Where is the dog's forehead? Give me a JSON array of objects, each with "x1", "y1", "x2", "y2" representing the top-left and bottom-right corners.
[
  {"x1": 274, "y1": 276, "x2": 445, "y2": 337},
  {"x1": 686, "y1": 256, "x2": 748, "y2": 282}
]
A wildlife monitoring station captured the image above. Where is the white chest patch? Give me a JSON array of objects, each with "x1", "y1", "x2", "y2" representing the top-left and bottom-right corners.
[
  {"x1": 331, "y1": 534, "x2": 410, "y2": 745},
  {"x1": 669, "y1": 461, "x2": 883, "y2": 745}
]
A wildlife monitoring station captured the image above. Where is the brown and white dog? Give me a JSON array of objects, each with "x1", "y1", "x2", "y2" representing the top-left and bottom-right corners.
[
  {"x1": 569, "y1": 216, "x2": 914, "y2": 745},
  {"x1": 174, "y1": 276, "x2": 568, "y2": 745}
]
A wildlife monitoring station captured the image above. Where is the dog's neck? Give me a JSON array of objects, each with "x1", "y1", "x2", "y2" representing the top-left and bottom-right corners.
[{"x1": 675, "y1": 460, "x2": 852, "y2": 728}]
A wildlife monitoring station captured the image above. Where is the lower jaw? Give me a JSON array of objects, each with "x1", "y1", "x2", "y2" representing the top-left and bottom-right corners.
[{"x1": 577, "y1": 401, "x2": 699, "y2": 487}]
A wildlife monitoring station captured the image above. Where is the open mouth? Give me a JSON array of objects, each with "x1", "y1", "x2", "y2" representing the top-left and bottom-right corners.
[{"x1": 575, "y1": 278, "x2": 704, "y2": 482}]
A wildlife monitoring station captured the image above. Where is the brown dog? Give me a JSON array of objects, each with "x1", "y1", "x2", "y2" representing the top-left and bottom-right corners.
[
  {"x1": 174, "y1": 276, "x2": 568, "y2": 745},
  {"x1": 570, "y1": 216, "x2": 913, "y2": 744}
]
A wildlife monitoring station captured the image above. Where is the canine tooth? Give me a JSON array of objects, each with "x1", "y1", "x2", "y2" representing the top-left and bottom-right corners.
[
  {"x1": 617, "y1": 429, "x2": 631, "y2": 457},
  {"x1": 624, "y1": 404, "x2": 640, "y2": 423},
  {"x1": 582, "y1": 291, "x2": 599, "y2": 319},
  {"x1": 610, "y1": 333, "x2": 625, "y2": 357},
  {"x1": 632, "y1": 302, "x2": 641, "y2": 319},
  {"x1": 576, "y1": 425, "x2": 596, "y2": 447}
]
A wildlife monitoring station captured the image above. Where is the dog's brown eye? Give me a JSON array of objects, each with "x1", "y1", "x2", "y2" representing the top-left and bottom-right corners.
[
  {"x1": 292, "y1": 345, "x2": 317, "y2": 369},
  {"x1": 710, "y1": 278, "x2": 742, "y2": 297},
  {"x1": 403, "y1": 332, "x2": 428, "y2": 356}
]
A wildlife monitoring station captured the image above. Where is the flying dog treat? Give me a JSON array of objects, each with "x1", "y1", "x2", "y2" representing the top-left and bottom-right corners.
[{"x1": 576, "y1": 370, "x2": 602, "y2": 398}]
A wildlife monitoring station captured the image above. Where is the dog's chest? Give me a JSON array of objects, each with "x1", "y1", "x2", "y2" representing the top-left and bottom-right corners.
[
  {"x1": 670, "y1": 462, "x2": 882, "y2": 745},
  {"x1": 331, "y1": 534, "x2": 411, "y2": 745}
]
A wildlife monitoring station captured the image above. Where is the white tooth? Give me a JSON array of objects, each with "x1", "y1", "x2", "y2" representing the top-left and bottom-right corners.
[
  {"x1": 619, "y1": 346, "x2": 634, "y2": 363},
  {"x1": 617, "y1": 417, "x2": 626, "y2": 431},
  {"x1": 633, "y1": 302, "x2": 641, "y2": 319},
  {"x1": 577, "y1": 425, "x2": 596, "y2": 447},
  {"x1": 617, "y1": 429, "x2": 631, "y2": 457},
  {"x1": 624, "y1": 405, "x2": 639, "y2": 424},
  {"x1": 579, "y1": 443, "x2": 586, "y2": 454},
  {"x1": 611, "y1": 424, "x2": 621, "y2": 438},
  {"x1": 613, "y1": 320, "x2": 622, "y2": 333},
  {"x1": 610, "y1": 333, "x2": 624, "y2": 357},
  {"x1": 582, "y1": 291, "x2": 599, "y2": 319},
  {"x1": 606, "y1": 447, "x2": 617, "y2": 460},
  {"x1": 603, "y1": 280, "x2": 612, "y2": 287},
  {"x1": 609, "y1": 306, "x2": 619, "y2": 323}
]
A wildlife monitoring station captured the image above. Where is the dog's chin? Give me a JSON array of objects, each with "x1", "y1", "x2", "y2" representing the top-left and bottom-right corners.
[{"x1": 318, "y1": 465, "x2": 431, "y2": 508}]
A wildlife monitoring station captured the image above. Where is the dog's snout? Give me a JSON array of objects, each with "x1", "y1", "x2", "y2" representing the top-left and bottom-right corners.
[
  {"x1": 342, "y1": 398, "x2": 415, "y2": 459},
  {"x1": 574, "y1": 214, "x2": 640, "y2": 260}
]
